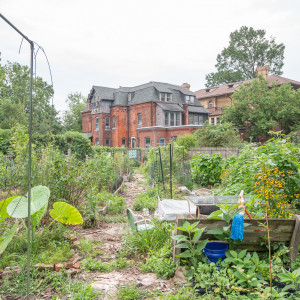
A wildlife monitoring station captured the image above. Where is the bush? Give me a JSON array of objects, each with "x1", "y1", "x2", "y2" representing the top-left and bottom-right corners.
[
  {"x1": 0, "y1": 129, "x2": 11, "y2": 154},
  {"x1": 191, "y1": 153, "x2": 223, "y2": 186},
  {"x1": 175, "y1": 133, "x2": 198, "y2": 150},
  {"x1": 194, "y1": 121, "x2": 241, "y2": 147},
  {"x1": 54, "y1": 131, "x2": 92, "y2": 160}
]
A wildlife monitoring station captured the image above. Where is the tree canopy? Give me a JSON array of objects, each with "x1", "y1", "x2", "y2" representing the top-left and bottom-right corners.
[
  {"x1": 0, "y1": 56, "x2": 62, "y2": 134},
  {"x1": 63, "y1": 92, "x2": 86, "y2": 132},
  {"x1": 205, "y1": 26, "x2": 285, "y2": 87},
  {"x1": 223, "y1": 77, "x2": 300, "y2": 141}
]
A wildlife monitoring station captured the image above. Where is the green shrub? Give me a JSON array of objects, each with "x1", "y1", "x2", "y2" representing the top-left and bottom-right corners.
[
  {"x1": 123, "y1": 220, "x2": 173, "y2": 255},
  {"x1": 141, "y1": 246, "x2": 176, "y2": 279},
  {"x1": 107, "y1": 193, "x2": 126, "y2": 215},
  {"x1": 54, "y1": 131, "x2": 92, "y2": 160},
  {"x1": 191, "y1": 153, "x2": 223, "y2": 186},
  {"x1": 175, "y1": 133, "x2": 198, "y2": 150},
  {"x1": 83, "y1": 257, "x2": 132, "y2": 272},
  {"x1": 133, "y1": 188, "x2": 158, "y2": 211}
]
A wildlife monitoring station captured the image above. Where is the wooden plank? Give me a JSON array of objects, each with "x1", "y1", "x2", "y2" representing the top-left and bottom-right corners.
[{"x1": 289, "y1": 215, "x2": 300, "y2": 263}]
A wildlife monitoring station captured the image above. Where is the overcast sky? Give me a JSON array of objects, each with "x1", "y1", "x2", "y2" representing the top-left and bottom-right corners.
[{"x1": 1, "y1": 0, "x2": 299, "y2": 114}]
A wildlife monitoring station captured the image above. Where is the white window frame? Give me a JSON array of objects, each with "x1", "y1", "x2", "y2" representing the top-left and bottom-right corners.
[
  {"x1": 112, "y1": 116, "x2": 116, "y2": 129},
  {"x1": 95, "y1": 138, "x2": 99, "y2": 146},
  {"x1": 159, "y1": 138, "x2": 166, "y2": 146},
  {"x1": 209, "y1": 100, "x2": 213, "y2": 108},
  {"x1": 95, "y1": 117, "x2": 99, "y2": 131},
  {"x1": 128, "y1": 93, "x2": 132, "y2": 102},
  {"x1": 137, "y1": 113, "x2": 142, "y2": 128},
  {"x1": 105, "y1": 116, "x2": 110, "y2": 129}
]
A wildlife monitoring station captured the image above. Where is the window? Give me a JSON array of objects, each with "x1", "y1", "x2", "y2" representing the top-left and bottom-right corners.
[
  {"x1": 145, "y1": 137, "x2": 151, "y2": 148},
  {"x1": 122, "y1": 138, "x2": 126, "y2": 148},
  {"x1": 128, "y1": 93, "x2": 132, "y2": 102},
  {"x1": 186, "y1": 95, "x2": 194, "y2": 104},
  {"x1": 137, "y1": 138, "x2": 140, "y2": 148},
  {"x1": 176, "y1": 112, "x2": 180, "y2": 126},
  {"x1": 189, "y1": 113, "x2": 204, "y2": 125},
  {"x1": 137, "y1": 114, "x2": 142, "y2": 128},
  {"x1": 165, "y1": 112, "x2": 169, "y2": 126},
  {"x1": 165, "y1": 112, "x2": 181, "y2": 127},
  {"x1": 95, "y1": 138, "x2": 99, "y2": 146},
  {"x1": 160, "y1": 93, "x2": 172, "y2": 102},
  {"x1": 131, "y1": 137, "x2": 136, "y2": 148},
  {"x1": 217, "y1": 117, "x2": 220, "y2": 124},
  {"x1": 105, "y1": 116, "x2": 110, "y2": 129},
  {"x1": 159, "y1": 138, "x2": 166, "y2": 146},
  {"x1": 95, "y1": 117, "x2": 99, "y2": 131},
  {"x1": 112, "y1": 116, "x2": 116, "y2": 128},
  {"x1": 209, "y1": 101, "x2": 213, "y2": 108},
  {"x1": 211, "y1": 117, "x2": 215, "y2": 125},
  {"x1": 170, "y1": 112, "x2": 175, "y2": 126},
  {"x1": 105, "y1": 139, "x2": 110, "y2": 147}
]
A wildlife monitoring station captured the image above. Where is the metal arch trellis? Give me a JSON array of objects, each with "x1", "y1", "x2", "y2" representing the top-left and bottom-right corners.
[{"x1": 0, "y1": 13, "x2": 34, "y2": 300}]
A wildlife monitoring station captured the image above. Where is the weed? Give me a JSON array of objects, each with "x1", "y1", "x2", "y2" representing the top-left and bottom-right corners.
[
  {"x1": 83, "y1": 257, "x2": 133, "y2": 272},
  {"x1": 117, "y1": 283, "x2": 158, "y2": 300},
  {"x1": 132, "y1": 188, "x2": 158, "y2": 211},
  {"x1": 101, "y1": 215, "x2": 127, "y2": 223}
]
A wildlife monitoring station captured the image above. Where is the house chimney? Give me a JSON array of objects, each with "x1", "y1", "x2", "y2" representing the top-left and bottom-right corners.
[
  {"x1": 181, "y1": 83, "x2": 190, "y2": 90},
  {"x1": 255, "y1": 66, "x2": 269, "y2": 79}
]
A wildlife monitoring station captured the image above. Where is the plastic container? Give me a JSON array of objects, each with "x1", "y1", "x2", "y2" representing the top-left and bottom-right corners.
[{"x1": 203, "y1": 242, "x2": 228, "y2": 263}]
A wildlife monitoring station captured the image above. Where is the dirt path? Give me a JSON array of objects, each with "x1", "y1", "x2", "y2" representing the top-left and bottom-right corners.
[{"x1": 76, "y1": 172, "x2": 175, "y2": 299}]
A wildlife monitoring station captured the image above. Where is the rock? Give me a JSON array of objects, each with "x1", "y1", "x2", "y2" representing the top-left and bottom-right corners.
[
  {"x1": 1, "y1": 266, "x2": 21, "y2": 278},
  {"x1": 73, "y1": 261, "x2": 80, "y2": 269},
  {"x1": 54, "y1": 263, "x2": 63, "y2": 272},
  {"x1": 173, "y1": 266, "x2": 187, "y2": 284},
  {"x1": 34, "y1": 263, "x2": 54, "y2": 271},
  {"x1": 67, "y1": 268, "x2": 80, "y2": 276},
  {"x1": 65, "y1": 262, "x2": 74, "y2": 269}
]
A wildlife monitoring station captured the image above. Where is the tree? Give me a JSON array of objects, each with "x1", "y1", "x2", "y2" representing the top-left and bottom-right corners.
[
  {"x1": 63, "y1": 92, "x2": 86, "y2": 132},
  {"x1": 175, "y1": 133, "x2": 199, "y2": 150},
  {"x1": 223, "y1": 77, "x2": 300, "y2": 140},
  {"x1": 0, "y1": 57, "x2": 62, "y2": 134},
  {"x1": 205, "y1": 26, "x2": 285, "y2": 87},
  {"x1": 193, "y1": 122, "x2": 240, "y2": 147}
]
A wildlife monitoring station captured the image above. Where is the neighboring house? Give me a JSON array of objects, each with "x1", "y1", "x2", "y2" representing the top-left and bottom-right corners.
[
  {"x1": 81, "y1": 82, "x2": 210, "y2": 148},
  {"x1": 195, "y1": 66, "x2": 300, "y2": 125}
]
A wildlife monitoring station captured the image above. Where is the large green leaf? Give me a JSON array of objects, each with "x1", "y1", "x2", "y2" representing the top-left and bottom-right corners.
[
  {"x1": 0, "y1": 221, "x2": 19, "y2": 256},
  {"x1": 0, "y1": 196, "x2": 16, "y2": 222},
  {"x1": 31, "y1": 202, "x2": 48, "y2": 228},
  {"x1": 49, "y1": 202, "x2": 83, "y2": 225},
  {"x1": 6, "y1": 186, "x2": 50, "y2": 218}
]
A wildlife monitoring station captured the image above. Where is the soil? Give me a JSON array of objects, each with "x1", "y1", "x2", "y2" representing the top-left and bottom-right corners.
[{"x1": 73, "y1": 172, "x2": 176, "y2": 299}]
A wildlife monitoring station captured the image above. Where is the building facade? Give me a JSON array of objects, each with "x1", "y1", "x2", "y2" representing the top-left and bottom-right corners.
[
  {"x1": 81, "y1": 82, "x2": 210, "y2": 148},
  {"x1": 195, "y1": 66, "x2": 300, "y2": 125}
]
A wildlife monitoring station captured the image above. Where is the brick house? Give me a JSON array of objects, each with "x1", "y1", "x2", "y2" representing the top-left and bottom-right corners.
[
  {"x1": 195, "y1": 66, "x2": 300, "y2": 125},
  {"x1": 81, "y1": 82, "x2": 210, "y2": 148}
]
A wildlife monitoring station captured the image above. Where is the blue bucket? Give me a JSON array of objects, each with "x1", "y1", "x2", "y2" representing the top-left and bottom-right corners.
[{"x1": 203, "y1": 242, "x2": 228, "y2": 263}]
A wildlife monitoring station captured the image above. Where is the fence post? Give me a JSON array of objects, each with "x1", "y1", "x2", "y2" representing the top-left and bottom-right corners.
[
  {"x1": 158, "y1": 148, "x2": 165, "y2": 190},
  {"x1": 170, "y1": 143, "x2": 173, "y2": 199}
]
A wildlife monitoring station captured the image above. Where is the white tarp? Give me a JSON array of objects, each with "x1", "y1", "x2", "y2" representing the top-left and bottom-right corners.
[{"x1": 154, "y1": 199, "x2": 197, "y2": 221}]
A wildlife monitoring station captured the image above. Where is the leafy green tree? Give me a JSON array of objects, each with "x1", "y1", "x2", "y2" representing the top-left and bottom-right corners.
[
  {"x1": 223, "y1": 77, "x2": 300, "y2": 140},
  {"x1": 63, "y1": 92, "x2": 86, "y2": 132},
  {"x1": 205, "y1": 26, "x2": 285, "y2": 87},
  {"x1": 0, "y1": 57, "x2": 62, "y2": 134},
  {"x1": 193, "y1": 122, "x2": 240, "y2": 147}
]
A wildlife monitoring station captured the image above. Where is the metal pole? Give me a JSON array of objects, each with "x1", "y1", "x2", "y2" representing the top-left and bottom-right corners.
[
  {"x1": 158, "y1": 148, "x2": 165, "y2": 190},
  {"x1": 0, "y1": 14, "x2": 34, "y2": 300},
  {"x1": 170, "y1": 143, "x2": 173, "y2": 199}
]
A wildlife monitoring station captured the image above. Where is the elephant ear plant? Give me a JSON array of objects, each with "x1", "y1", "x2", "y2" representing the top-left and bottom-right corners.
[
  {"x1": 172, "y1": 221, "x2": 207, "y2": 278},
  {"x1": 0, "y1": 185, "x2": 83, "y2": 256}
]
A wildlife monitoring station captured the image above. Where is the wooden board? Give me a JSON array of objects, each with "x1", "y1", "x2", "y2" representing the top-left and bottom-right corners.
[{"x1": 173, "y1": 215, "x2": 300, "y2": 263}]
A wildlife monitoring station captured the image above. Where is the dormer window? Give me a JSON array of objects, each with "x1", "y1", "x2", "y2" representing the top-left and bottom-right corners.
[
  {"x1": 209, "y1": 100, "x2": 213, "y2": 108},
  {"x1": 228, "y1": 84, "x2": 234, "y2": 88},
  {"x1": 186, "y1": 95, "x2": 194, "y2": 104},
  {"x1": 205, "y1": 89, "x2": 210, "y2": 92},
  {"x1": 128, "y1": 93, "x2": 132, "y2": 102},
  {"x1": 160, "y1": 93, "x2": 172, "y2": 102}
]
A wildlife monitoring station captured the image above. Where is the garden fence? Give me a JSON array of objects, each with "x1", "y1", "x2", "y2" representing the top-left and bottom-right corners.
[{"x1": 188, "y1": 147, "x2": 240, "y2": 159}]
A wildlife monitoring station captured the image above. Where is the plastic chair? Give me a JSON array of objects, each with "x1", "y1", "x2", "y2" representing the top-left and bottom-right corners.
[{"x1": 126, "y1": 208, "x2": 154, "y2": 232}]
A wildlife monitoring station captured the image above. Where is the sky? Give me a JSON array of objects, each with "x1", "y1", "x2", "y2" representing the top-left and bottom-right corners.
[{"x1": 1, "y1": 0, "x2": 300, "y2": 115}]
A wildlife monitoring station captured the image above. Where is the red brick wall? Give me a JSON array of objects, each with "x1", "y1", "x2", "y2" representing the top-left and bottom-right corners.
[
  {"x1": 128, "y1": 102, "x2": 156, "y2": 147},
  {"x1": 111, "y1": 106, "x2": 128, "y2": 147},
  {"x1": 82, "y1": 112, "x2": 91, "y2": 133}
]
